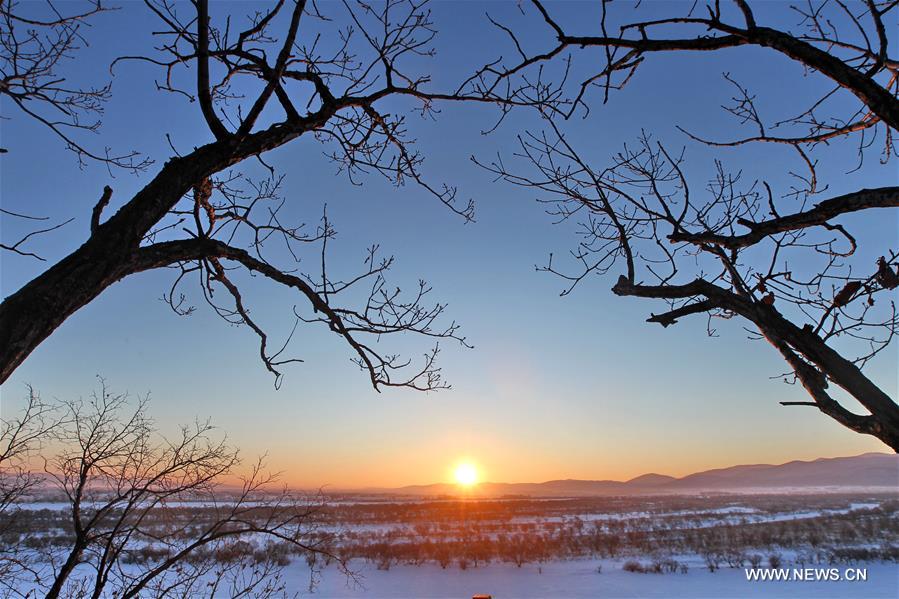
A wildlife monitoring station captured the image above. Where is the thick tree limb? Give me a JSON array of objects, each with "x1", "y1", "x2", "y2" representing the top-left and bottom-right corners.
[
  {"x1": 647, "y1": 299, "x2": 722, "y2": 327},
  {"x1": 529, "y1": 0, "x2": 899, "y2": 129},
  {"x1": 613, "y1": 275, "x2": 899, "y2": 449},
  {"x1": 770, "y1": 337, "x2": 886, "y2": 443},
  {"x1": 745, "y1": 25, "x2": 899, "y2": 130},
  {"x1": 669, "y1": 186, "x2": 899, "y2": 250},
  {"x1": 0, "y1": 1, "x2": 480, "y2": 385}
]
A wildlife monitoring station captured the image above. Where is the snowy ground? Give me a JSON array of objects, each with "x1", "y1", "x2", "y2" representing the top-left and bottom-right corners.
[
  {"x1": 9, "y1": 494, "x2": 897, "y2": 597},
  {"x1": 294, "y1": 559, "x2": 899, "y2": 599}
]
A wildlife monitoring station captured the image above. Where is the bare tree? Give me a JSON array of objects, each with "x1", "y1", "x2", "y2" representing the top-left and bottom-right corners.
[
  {"x1": 0, "y1": 386, "x2": 58, "y2": 510},
  {"x1": 468, "y1": 0, "x2": 899, "y2": 448},
  {"x1": 0, "y1": 386, "x2": 62, "y2": 594},
  {"x1": 0, "y1": 381, "x2": 343, "y2": 599},
  {"x1": 0, "y1": 0, "x2": 497, "y2": 389}
]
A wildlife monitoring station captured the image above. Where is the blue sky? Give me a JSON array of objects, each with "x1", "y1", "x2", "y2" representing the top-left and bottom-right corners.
[{"x1": 1, "y1": 1, "x2": 896, "y2": 486}]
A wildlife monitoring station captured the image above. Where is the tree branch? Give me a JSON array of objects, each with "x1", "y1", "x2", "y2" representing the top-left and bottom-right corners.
[
  {"x1": 91, "y1": 186, "x2": 113, "y2": 233},
  {"x1": 196, "y1": 0, "x2": 231, "y2": 141},
  {"x1": 669, "y1": 186, "x2": 899, "y2": 250}
]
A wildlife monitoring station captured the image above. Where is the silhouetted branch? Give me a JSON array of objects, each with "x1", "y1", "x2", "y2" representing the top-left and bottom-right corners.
[
  {"x1": 1, "y1": 0, "x2": 484, "y2": 389},
  {"x1": 90, "y1": 185, "x2": 113, "y2": 233},
  {"x1": 475, "y1": 0, "x2": 899, "y2": 448},
  {"x1": 0, "y1": 0, "x2": 148, "y2": 169},
  {"x1": 0, "y1": 209, "x2": 74, "y2": 261},
  {"x1": 669, "y1": 186, "x2": 899, "y2": 250}
]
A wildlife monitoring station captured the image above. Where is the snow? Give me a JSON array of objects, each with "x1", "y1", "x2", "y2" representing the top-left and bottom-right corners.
[
  {"x1": 9, "y1": 556, "x2": 897, "y2": 598},
  {"x1": 294, "y1": 559, "x2": 899, "y2": 598},
  {"x1": 8, "y1": 497, "x2": 895, "y2": 597}
]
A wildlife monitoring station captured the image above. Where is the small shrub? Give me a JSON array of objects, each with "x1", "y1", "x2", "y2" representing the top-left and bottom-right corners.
[{"x1": 623, "y1": 560, "x2": 644, "y2": 573}]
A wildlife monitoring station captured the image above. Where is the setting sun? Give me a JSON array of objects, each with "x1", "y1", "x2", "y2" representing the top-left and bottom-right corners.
[{"x1": 453, "y1": 462, "x2": 479, "y2": 487}]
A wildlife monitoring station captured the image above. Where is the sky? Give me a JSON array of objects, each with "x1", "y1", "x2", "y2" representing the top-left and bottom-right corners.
[{"x1": 1, "y1": 1, "x2": 896, "y2": 488}]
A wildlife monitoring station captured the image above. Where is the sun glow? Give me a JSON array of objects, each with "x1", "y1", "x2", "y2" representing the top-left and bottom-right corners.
[{"x1": 453, "y1": 462, "x2": 479, "y2": 487}]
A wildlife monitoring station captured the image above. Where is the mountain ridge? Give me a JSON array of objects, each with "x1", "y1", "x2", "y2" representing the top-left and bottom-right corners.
[{"x1": 364, "y1": 452, "x2": 899, "y2": 497}]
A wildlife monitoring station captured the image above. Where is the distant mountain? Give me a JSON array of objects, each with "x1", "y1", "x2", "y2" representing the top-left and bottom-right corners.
[
  {"x1": 626, "y1": 473, "x2": 678, "y2": 487},
  {"x1": 668, "y1": 452, "x2": 899, "y2": 490},
  {"x1": 380, "y1": 453, "x2": 898, "y2": 497}
]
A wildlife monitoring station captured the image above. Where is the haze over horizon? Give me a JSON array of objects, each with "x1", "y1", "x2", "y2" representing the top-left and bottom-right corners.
[
  {"x1": 296, "y1": 451, "x2": 898, "y2": 491},
  {"x1": 1, "y1": 1, "x2": 895, "y2": 490}
]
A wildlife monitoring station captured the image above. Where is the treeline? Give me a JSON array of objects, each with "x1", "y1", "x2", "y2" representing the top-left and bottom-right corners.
[
  {"x1": 5, "y1": 496, "x2": 897, "y2": 573},
  {"x1": 338, "y1": 506, "x2": 899, "y2": 571},
  {"x1": 320, "y1": 493, "x2": 893, "y2": 526}
]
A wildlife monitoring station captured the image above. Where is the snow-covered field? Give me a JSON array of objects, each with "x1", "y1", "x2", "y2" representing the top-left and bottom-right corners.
[
  {"x1": 6, "y1": 493, "x2": 898, "y2": 597},
  {"x1": 288, "y1": 558, "x2": 899, "y2": 598}
]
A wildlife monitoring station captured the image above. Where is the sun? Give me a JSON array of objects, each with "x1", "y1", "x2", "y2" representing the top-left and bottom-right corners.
[{"x1": 453, "y1": 462, "x2": 479, "y2": 487}]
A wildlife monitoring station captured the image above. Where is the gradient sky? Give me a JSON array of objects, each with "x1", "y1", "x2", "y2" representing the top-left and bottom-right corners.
[{"x1": 2, "y1": 1, "x2": 896, "y2": 488}]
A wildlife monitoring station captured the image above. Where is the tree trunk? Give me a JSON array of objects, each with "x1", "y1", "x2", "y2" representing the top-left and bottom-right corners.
[
  {"x1": 0, "y1": 237, "x2": 136, "y2": 382},
  {"x1": 0, "y1": 113, "x2": 339, "y2": 383},
  {"x1": 45, "y1": 543, "x2": 85, "y2": 599}
]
